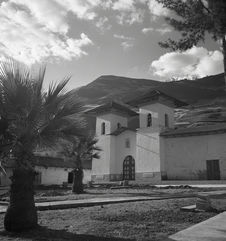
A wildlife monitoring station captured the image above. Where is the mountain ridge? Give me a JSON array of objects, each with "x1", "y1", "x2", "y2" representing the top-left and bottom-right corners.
[
  {"x1": 75, "y1": 73, "x2": 225, "y2": 106},
  {"x1": 73, "y1": 73, "x2": 226, "y2": 129}
]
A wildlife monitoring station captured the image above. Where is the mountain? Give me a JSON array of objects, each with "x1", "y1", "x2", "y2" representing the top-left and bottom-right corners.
[
  {"x1": 75, "y1": 73, "x2": 225, "y2": 106},
  {"x1": 73, "y1": 73, "x2": 226, "y2": 129}
]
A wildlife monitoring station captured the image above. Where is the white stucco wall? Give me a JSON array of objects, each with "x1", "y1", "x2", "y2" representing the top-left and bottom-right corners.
[
  {"x1": 92, "y1": 135, "x2": 112, "y2": 176},
  {"x1": 92, "y1": 112, "x2": 129, "y2": 179},
  {"x1": 35, "y1": 166, "x2": 92, "y2": 185},
  {"x1": 139, "y1": 103, "x2": 174, "y2": 129},
  {"x1": 112, "y1": 131, "x2": 136, "y2": 174},
  {"x1": 83, "y1": 169, "x2": 92, "y2": 184},
  {"x1": 164, "y1": 133, "x2": 226, "y2": 180},
  {"x1": 136, "y1": 127, "x2": 162, "y2": 174},
  {"x1": 35, "y1": 166, "x2": 73, "y2": 185},
  {"x1": 96, "y1": 113, "x2": 128, "y2": 136}
]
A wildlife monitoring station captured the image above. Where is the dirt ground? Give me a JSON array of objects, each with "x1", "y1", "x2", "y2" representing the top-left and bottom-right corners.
[
  {"x1": 0, "y1": 198, "x2": 216, "y2": 241},
  {"x1": 1, "y1": 185, "x2": 225, "y2": 202}
]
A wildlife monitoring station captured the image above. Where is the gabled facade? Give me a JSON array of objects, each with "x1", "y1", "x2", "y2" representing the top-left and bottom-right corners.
[{"x1": 87, "y1": 91, "x2": 226, "y2": 183}]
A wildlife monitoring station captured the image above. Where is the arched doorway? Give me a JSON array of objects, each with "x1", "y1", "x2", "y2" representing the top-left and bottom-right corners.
[{"x1": 123, "y1": 155, "x2": 135, "y2": 180}]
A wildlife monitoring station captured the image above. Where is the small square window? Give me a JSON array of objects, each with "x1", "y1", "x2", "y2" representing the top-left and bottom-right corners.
[{"x1": 125, "y1": 138, "x2": 130, "y2": 148}]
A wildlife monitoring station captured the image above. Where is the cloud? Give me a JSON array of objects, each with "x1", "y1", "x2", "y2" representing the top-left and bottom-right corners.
[
  {"x1": 150, "y1": 46, "x2": 224, "y2": 80},
  {"x1": 142, "y1": 26, "x2": 172, "y2": 34},
  {"x1": 54, "y1": 0, "x2": 101, "y2": 20},
  {"x1": 113, "y1": 34, "x2": 133, "y2": 40},
  {"x1": 112, "y1": 0, "x2": 134, "y2": 11},
  {"x1": 0, "y1": 0, "x2": 93, "y2": 65},
  {"x1": 95, "y1": 17, "x2": 112, "y2": 32},
  {"x1": 147, "y1": 0, "x2": 172, "y2": 19},
  {"x1": 113, "y1": 0, "x2": 145, "y2": 25},
  {"x1": 113, "y1": 34, "x2": 134, "y2": 50},
  {"x1": 142, "y1": 27, "x2": 154, "y2": 34},
  {"x1": 121, "y1": 41, "x2": 134, "y2": 50}
]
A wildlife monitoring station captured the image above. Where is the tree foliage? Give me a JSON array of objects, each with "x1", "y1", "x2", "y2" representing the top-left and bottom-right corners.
[
  {"x1": 64, "y1": 132, "x2": 101, "y2": 169},
  {"x1": 157, "y1": 0, "x2": 226, "y2": 84},
  {"x1": 0, "y1": 60, "x2": 87, "y2": 169},
  {"x1": 62, "y1": 132, "x2": 101, "y2": 193},
  {"x1": 0, "y1": 60, "x2": 87, "y2": 232}
]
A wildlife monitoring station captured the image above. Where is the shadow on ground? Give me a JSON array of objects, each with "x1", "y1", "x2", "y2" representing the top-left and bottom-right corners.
[{"x1": 0, "y1": 226, "x2": 136, "y2": 241}]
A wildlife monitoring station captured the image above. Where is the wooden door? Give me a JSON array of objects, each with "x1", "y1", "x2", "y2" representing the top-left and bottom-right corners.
[
  {"x1": 123, "y1": 156, "x2": 135, "y2": 180},
  {"x1": 68, "y1": 171, "x2": 74, "y2": 184},
  {"x1": 206, "y1": 160, "x2": 220, "y2": 180}
]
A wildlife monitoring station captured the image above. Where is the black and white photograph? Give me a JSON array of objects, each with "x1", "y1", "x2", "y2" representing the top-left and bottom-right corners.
[{"x1": 0, "y1": 0, "x2": 226, "y2": 240}]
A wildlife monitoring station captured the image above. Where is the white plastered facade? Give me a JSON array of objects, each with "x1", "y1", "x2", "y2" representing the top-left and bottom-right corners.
[{"x1": 91, "y1": 101, "x2": 226, "y2": 183}]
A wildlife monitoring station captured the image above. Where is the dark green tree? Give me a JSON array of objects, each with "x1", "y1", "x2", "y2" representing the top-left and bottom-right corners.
[
  {"x1": 0, "y1": 60, "x2": 86, "y2": 232},
  {"x1": 65, "y1": 133, "x2": 101, "y2": 194},
  {"x1": 157, "y1": 0, "x2": 226, "y2": 86}
]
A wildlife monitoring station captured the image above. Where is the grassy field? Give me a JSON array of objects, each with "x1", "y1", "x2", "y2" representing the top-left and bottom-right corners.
[{"x1": 0, "y1": 197, "x2": 216, "y2": 241}]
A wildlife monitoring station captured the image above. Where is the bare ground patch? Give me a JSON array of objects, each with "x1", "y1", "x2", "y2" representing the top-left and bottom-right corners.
[{"x1": 0, "y1": 198, "x2": 216, "y2": 241}]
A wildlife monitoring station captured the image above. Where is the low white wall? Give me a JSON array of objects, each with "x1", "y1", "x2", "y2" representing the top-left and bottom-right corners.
[
  {"x1": 35, "y1": 166, "x2": 73, "y2": 185},
  {"x1": 35, "y1": 167, "x2": 91, "y2": 185},
  {"x1": 83, "y1": 169, "x2": 92, "y2": 184},
  {"x1": 164, "y1": 133, "x2": 226, "y2": 180}
]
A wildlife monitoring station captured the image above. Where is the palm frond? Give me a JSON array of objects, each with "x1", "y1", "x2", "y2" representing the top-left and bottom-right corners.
[{"x1": 0, "y1": 59, "x2": 87, "y2": 168}]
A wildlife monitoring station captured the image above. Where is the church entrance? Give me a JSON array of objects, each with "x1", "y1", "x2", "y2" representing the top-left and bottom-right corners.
[{"x1": 123, "y1": 155, "x2": 135, "y2": 180}]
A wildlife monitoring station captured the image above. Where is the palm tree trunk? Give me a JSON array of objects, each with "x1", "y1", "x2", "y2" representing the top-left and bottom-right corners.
[
  {"x1": 223, "y1": 36, "x2": 226, "y2": 91},
  {"x1": 72, "y1": 168, "x2": 84, "y2": 194},
  {"x1": 4, "y1": 168, "x2": 38, "y2": 232}
]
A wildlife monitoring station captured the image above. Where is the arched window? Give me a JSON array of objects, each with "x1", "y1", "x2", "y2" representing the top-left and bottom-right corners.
[
  {"x1": 117, "y1": 122, "x2": 121, "y2": 129},
  {"x1": 165, "y1": 114, "x2": 169, "y2": 127},
  {"x1": 101, "y1": 122, "x2": 105, "y2": 135},
  {"x1": 147, "y1": 113, "x2": 152, "y2": 127}
]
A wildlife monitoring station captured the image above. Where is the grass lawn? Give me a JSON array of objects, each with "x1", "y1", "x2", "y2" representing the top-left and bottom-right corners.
[{"x1": 0, "y1": 197, "x2": 216, "y2": 241}]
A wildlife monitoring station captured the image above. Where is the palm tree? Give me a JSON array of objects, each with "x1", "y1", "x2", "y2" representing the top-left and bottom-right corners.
[
  {"x1": 65, "y1": 133, "x2": 101, "y2": 194},
  {"x1": 0, "y1": 60, "x2": 86, "y2": 232}
]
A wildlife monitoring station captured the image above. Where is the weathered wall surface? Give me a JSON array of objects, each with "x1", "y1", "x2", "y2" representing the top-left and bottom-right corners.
[{"x1": 164, "y1": 133, "x2": 226, "y2": 180}]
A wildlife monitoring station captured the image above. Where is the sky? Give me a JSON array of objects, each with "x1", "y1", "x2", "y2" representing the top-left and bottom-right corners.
[{"x1": 0, "y1": 0, "x2": 224, "y2": 90}]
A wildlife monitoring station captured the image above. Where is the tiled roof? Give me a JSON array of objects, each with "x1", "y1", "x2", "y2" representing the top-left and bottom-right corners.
[
  {"x1": 85, "y1": 101, "x2": 138, "y2": 117},
  {"x1": 34, "y1": 156, "x2": 75, "y2": 168},
  {"x1": 127, "y1": 89, "x2": 187, "y2": 107},
  {"x1": 35, "y1": 155, "x2": 92, "y2": 169},
  {"x1": 4, "y1": 155, "x2": 91, "y2": 169},
  {"x1": 160, "y1": 123, "x2": 226, "y2": 137},
  {"x1": 109, "y1": 127, "x2": 136, "y2": 136}
]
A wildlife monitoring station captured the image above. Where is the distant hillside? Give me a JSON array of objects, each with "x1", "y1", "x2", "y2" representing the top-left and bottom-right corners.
[
  {"x1": 75, "y1": 73, "x2": 225, "y2": 105},
  {"x1": 73, "y1": 73, "x2": 226, "y2": 129}
]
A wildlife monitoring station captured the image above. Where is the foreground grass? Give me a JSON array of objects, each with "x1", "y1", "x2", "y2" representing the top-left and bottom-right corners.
[{"x1": 0, "y1": 198, "x2": 216, "y2": 241}]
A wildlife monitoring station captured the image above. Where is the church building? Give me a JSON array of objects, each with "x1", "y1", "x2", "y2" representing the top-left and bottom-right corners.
[{"x1": 87, "y1": 90, "x2": 226, "y2": 183}]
